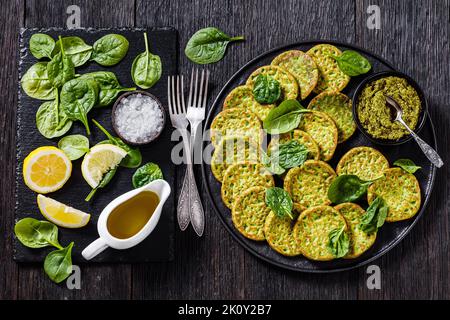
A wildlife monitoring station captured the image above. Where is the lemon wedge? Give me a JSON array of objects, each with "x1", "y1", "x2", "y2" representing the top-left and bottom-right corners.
[
  {"x1": 37, "y1": 194, "x2": 91, "y2": 228},
  {"x1": 23, "y1": 146, "x2": 72, "y2": 194},
  {"x1": 81, "y1": 144, "x2": 127, "y2": 188}
]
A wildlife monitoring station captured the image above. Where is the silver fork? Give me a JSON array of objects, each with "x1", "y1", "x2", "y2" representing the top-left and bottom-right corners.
[
  {"x1": 184, "y1": 69, "x2": 209, "y2": 236},
  {"x1": 167, "y1": 75, "x2": 192, "y2": 231}
]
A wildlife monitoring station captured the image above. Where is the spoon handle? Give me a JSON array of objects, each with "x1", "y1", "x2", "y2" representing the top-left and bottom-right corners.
[{"x1": 401, "y1": 121, "x2": 444, "y2": 168}]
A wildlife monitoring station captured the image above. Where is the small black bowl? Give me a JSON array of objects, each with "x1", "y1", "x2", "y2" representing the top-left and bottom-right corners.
[
  {"x1": 111, "y1": 90, "x2": 166, "y2": 146},
  {"x1": 352, "y1": 70, "x2": 428, "y2": 146}
]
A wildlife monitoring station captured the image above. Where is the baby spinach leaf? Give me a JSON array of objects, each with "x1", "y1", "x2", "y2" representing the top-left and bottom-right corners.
[
  {"x1": 44, "y1": 242, "x2": 74, "y2": 283},
  {"x1": 14, "y1": 218, "x2": 62, "y2": 249},
  {"x1": 132, "y1": 162, "x2": 164, "y2": 188},
  {"x1": 21, "y1": 62, "x2": 57, "y2": 100},
  {"x1": 265, "y1": 187, "x2": 294, "y2": 219},
  {"x1": 92, "y1": 119, "x2": 142, "y2": 168},
  {"x1": 252, "y1": 74, "x2": 281, "y2": 104},
  {"x1": 131, "y1": 32, "x2": 162, "y2": 89},
  {"x1": 263, "y1": 99, "x2": 309, "y2": 134},
  {"x1": 85, "y1": 167, "x2": 117, "y2": 202},
  {"x1": 185, "y1": 27, "x2": 244, "y2": 64},
  {"x1": 327, "y1": 226, "x2": 350, "y2": 258},
  {"x1": 29, "y1": 33, "x2": 55, "y2": 59},
  {"x1": 60, "y1": 78, "x2": 99, "y2": 135},
  {"x1": 359, "y1": 196, "x2": 388, "y2": 234},
  {"x1": 79, "y1": 71, "x2": 136, "y2": 107},
  {"x1": 52, "y1": 36, "x2": 92, "y2": 67},
  {"x1": 58, "y1": 134, "x2": 89, "y2": 160},
  {"x1": 274, "y1": 140, "x2": 308, "y2": 169},
  {"x1": 36, "y1": 98, "x2": 73, "y2": 139},
  {"x1": 91, "y1": 34, "x2": 129, "y2": 66},
  {"x1": 330, "y1": 50, "x2": 371, "y2": 76},
  {"x1": 261, "y1": 150, "x2": 285, "y2": 175},
  {"x1": 47, "y1": 36, "x2": 75, "y2": 88},
  {"x1": 327, "y1": 175, "x2": 375, "y2": 204},
  {"x1": 393, "y1": 158, "x2": 421, "y2": 174}
]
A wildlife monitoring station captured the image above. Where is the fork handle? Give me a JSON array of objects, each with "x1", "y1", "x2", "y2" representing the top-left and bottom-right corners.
[
  {"x1": 188, "y1": 122, "x2": 205, "y2": 236},
  {"x1": 177, "y1": 129, "x2": 191, "y2": 231}
]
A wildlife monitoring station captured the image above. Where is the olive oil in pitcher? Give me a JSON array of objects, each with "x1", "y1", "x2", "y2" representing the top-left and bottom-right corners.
[{"x1": 106, "y1": 191, "x2": 159, "y2": 239}]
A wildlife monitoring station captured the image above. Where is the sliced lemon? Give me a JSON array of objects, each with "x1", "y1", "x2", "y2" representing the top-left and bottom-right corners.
[
  {"x1": 81, "y1": 144, "x2": 127, "y2": 188},
  {"x1": 37, "y1": 194, "x2": 91, "y2": 228},
  {"x1": 23, "y1": 146, "x2": 72, "y2": 194}
]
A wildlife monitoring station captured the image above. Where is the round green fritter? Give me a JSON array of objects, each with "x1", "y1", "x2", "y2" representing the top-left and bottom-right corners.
[
  {"x1": 293, "y1": 205, "x2": 348, "y2": 261},
  {"x1": 367, "y1": 168, "x2": 421, "y2": 222},
  {"x1": 336, "y1": 146, "x2": 390, "y2": 181},
  {"x1": 267, "y1": 129, "x2": 320, "y2": 161},
  {"x1": 271, "y1": 50, "x2": 318, "y2": 100},
  {"x1": 297, "y1": 110, "x2": 338, "y2": 161},
  {"x1": 308, "y1": 92, "x2": 356, "y2": 143},
  {"x1": 222, "y1": 85, "x2": 274, "y2": 121},
  {"x1": 284, "y1": 160, "x2": 336, "y2": 213},
  {"x1": 264, "y1": 211, "x2": 301, "y2": 256},
  {"x1": 232, "y1": 186, "x2": 272, "y2": 241},
  {"x1": 306, "y1": 44, "x2": 350, "y2": 93},
  {"x1": 246, "y1": 65, "x2": 298, "y2": 100},
  {"x1": 221, "y1": 162, "x2": 275, "y2": 209},
  {"x1": 211, "y1": 136, "x2": 261, "y2": 182},
  {"x1": 210, "y1": 107, "x2": 262, "y2": 147},
  {"x1": 334, "y1": 203, "x2": 377, "y2": 259}
]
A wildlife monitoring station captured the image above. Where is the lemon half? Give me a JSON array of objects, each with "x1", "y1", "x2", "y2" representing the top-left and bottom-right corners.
[
  {"x1": 23, "y1": 146, "x2": 72, "y2": 194},
  {"x1": 37, "y1": 194, "x2": 91, "y2": 228},
  {"x1": 81, "y1": 144, "x2": 127, "y2": 188}
]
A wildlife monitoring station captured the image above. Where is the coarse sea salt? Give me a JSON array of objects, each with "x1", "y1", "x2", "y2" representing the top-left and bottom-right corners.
[{"x1": 114, "y1": 93, "x2": 164, "y2": 143}]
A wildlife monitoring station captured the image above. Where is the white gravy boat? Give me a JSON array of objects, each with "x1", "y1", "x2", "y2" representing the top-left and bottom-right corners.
[{"x1": 82, "y1": 179, "x2": 171, "y2": 261}]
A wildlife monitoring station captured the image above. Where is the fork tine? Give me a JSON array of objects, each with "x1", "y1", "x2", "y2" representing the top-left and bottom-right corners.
[
  {"x1": 180, "y1": 75, "x2": 186, "y2": 113},
  {"x1": 176, "y1": 75, "x2": 182, "y2": 114},
  {"x1": 192, "y1": 68, "x2": 199, "y2": 108},
  {"x1": 201, "y1": 70, "x2": 209, "y2": 109},
  {"x1": 197, "y1": 69, "x2": 205, "y2": 109},
  {"x1": 167, "y1": 76, "x2": 172, "y2": 114},
  {"x1": 188, "y1": 68, "x2": 194, "y2": 107},
  {"x1": 171, "y1": 76, "x2": 177, "y2": 114}
]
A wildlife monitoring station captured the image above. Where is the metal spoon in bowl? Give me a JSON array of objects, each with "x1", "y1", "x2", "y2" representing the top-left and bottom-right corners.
[{"x1": 385, "y1": 95, "x2": 443, "y2": 168}]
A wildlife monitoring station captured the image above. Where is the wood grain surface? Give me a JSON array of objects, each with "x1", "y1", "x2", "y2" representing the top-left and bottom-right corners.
[{"x1": 0, "y1": 0, "x2": 448, "y2": 299}]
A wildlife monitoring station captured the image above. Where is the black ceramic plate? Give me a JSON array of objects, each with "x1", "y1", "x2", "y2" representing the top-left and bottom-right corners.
[
  {"x1": 16, "y1": 28, "x2": 177, "y2": 263},
  {"x1": 201, "y1": 40, "x2": 437, "y2": 273}
]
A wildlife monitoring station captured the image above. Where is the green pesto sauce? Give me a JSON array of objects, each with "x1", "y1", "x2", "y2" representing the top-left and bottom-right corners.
[{"x1": 357, "y1": 76, "x2": 421, "y2": 140}]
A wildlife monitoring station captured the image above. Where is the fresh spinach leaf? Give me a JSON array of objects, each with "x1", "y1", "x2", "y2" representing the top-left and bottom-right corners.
[
  {"x1": 21, "y1": 62, "x2": 57, "y2": 100},
  {"x1": 359, "y1": 196, "x2": 388, "y2": 234},
  {"x1": 29, "y1": 33, "x2": 55, "y2": 59},
  {"x1": 85, "y1": 167, "x2": 117, "y2": 202},
  {"x1": 14, "y1": 218, "x2": 62, "y2": 249},
  {"x1": 92, "y1": 119, "x2": 142, "y2": 168},
  {"x1": 36, "y1": 98, "x2": 73, "y2": 139},
  {"x1": 330, "y1": 50, "x2": 371, "y2": 76},
  {"x1": 262, "y1": 99, "x2": 309, "y2": 134},
  {"x1": 265, "y1": 187, "x2": 294, "y2": 219},
  {"x1": 261, "y1": 150, "x2": 285, "y2": 175},
  {"x1": 252, "y1": 74, "x2": 281, "y2": 104},
  {"x1": 58, "y1": 134, "x2": 89, "y2": 160},
  {"x1": 79, "y1": 71, "x2": 136, "y2": 107},
  {"x1": 60, "y1": 78, "x2": 99, "y2": 135},
  {"x1": 185, "y1": 27, "x2": 244, "y2": 64},
  {"x1": 327, "y1": 225, "x2": 350, "y2": 258},
  {"x1": 52, "y1": 36, "x2": 92, "y2": 67},
  {"x1": 131, "y1": 32, "x2": 162, "y2": 89},
  {"x1": 327, "y1": 175, "x2": 375, "y2": 204},
  {"x1": 91, "y1": 34, "x2": 129, "y2": 66},
  {"x1": 132, "y1": 162, "x2": 164, "y2": 188},
  {"x1": 274, "y1": 140, "x2": 308, "y2": 169},
  {"x1": 44, "y1": 242, "x2": 74, "y2": 283},
  {"x1": 47, "y1": 36, "x2": 75, "y2": 88},
  {"x1": 393, "y1": 158, "x2": 421, "y2": 174}
]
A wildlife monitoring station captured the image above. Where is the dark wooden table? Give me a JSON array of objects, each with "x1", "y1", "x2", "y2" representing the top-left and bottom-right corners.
[{"x1": 1, "y1": 0, "x2": 448, "y2": 300}]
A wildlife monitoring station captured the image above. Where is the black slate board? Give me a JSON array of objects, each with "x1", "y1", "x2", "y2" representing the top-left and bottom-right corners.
[
  {"x1": 15, "y1": 27, "x2": 178, "y2": 263},
  {"x1": 202, "y1": 40, "x2": 437, "y2": 273}
]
